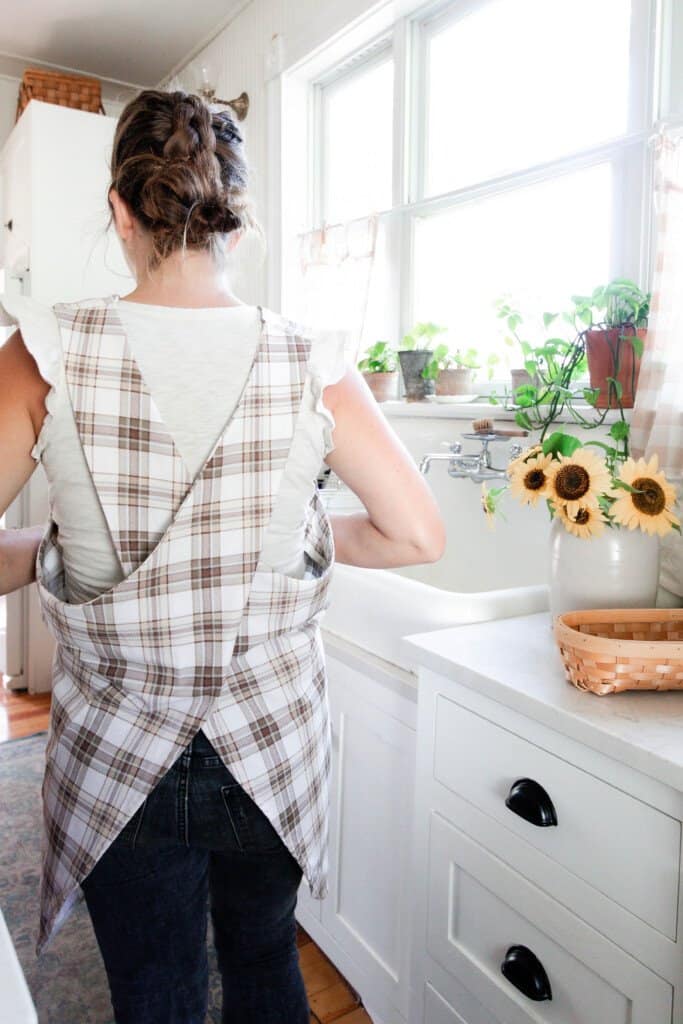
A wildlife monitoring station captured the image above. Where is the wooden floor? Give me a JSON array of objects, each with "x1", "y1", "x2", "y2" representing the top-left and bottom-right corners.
[{"x1": 0, "y1": 681, "x2": 373, "y2": 1024}]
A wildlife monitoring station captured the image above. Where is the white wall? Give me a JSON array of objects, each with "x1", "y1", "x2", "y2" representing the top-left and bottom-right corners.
[{"x1": 165, "y1": 0, "x2": 385, "y2": 304}]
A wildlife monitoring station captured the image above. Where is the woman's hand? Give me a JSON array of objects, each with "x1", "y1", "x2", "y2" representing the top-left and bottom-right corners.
[{"x1": 0, "y1": 525, "x2": 44, "y2": 594}]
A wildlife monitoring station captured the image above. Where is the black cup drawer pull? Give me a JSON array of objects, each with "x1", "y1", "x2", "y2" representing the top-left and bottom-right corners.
[
  {"x1": 505, "y1": 777, "x2": 558, "y2": 827},
  {"x1": 501, "y1": 944, "x2": 552, "y2": 1001}
]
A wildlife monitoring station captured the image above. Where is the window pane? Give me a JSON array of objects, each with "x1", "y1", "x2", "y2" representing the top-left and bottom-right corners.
[
  {"x1": 425, "y1": 0, "x2": 632, "y2": 196},
  {"x1": 322, "y1": 57, "x2": 393, "y2": 223},
  {"x1": 412, "y1": 164, "x2": 612, "y2": 374}
]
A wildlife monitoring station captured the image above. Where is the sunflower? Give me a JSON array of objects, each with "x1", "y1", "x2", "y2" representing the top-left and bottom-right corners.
[
  {"x1": 610, "y1": 453, "x2": 680, "y2": 536},
  {"x1": 551, "y1": 500, "x2": 608, "y2": 539},
  {"x1": 545, "y1": 447, "x2": 613, "y2": 518},
  {"x1": 507, "y1": 450, "x2": 553, "y2": 506}
]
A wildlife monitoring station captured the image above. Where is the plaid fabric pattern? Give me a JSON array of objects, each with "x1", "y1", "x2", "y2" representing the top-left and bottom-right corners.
[
  {"x1": 631, "y1": 132, "x2": 683, "y2": 480},
  {"x1": 33, "y1": 296, "x2": 335, "y2": 956}
]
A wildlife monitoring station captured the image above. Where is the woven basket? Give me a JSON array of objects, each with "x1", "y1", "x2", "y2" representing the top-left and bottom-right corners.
[
  {"x1": 554, "y1": 608, "x2": 683, "y2": 696},
  {"x1": 16, "y1": 68, "x2": 105, "y2": 122}
]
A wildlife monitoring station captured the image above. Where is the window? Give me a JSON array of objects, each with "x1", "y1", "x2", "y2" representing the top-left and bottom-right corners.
[
  {"x1": 412, "y1": 163, "x2": 613, "y2": 357},
  {"x1": 318, "y1": 46, "x2": 394, "y2": 226},
  {"x1": 300, "y1": 0, "x2": 656, "y2": 389},
  {"x1": 423, "y1": 0, "x2": 633, "y2": 197}
]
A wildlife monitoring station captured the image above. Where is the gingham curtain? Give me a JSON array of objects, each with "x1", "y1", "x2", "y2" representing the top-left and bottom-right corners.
[
  {"x1": 296, "y1": 214, "x2": 379, "y2": 368},
  {"x1": 631, "y1": 129, "x2": 683, "y2": 601}
]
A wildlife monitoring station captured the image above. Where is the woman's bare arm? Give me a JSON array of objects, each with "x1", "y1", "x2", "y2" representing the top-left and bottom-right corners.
[
  {"x1": 0, "y1": 329, "x2": 50, "y2": 593},
  {"x1": 322, "y1": 367, "x2": 447, "y2": 568}
]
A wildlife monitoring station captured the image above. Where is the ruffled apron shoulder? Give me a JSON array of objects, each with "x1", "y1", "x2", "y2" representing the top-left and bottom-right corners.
[
  {"x1": 0, "y1": 292, "x2": 63, "y2": 462},
  {"x1": 307, "y1": 326, "x2": 349, "y2": 458}
]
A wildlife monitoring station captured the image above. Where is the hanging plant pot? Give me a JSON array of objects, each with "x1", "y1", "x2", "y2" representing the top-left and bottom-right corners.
[
  {"x1": 584, "y1": 327, "x2": 646, "y2": 409},
  {"x1": 398, "y1": 350, "x2": 435, "y2": 401},
  {"x1": 436, "y1": 367, "x2": 474, "y2": 396},
  {"x1": 548, "y1": 517, "x2": 660, "y2": 620},
  {"x1": 361, "y1": 370, "x2": 399, "y2": 403}
]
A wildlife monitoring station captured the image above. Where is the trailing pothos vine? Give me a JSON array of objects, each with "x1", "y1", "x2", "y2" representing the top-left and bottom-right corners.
[{"x1": 490, "y1": 279, "x2": 650, "y2": 464}]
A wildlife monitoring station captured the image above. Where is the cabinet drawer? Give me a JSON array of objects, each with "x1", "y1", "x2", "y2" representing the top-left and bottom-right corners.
[
  {"x1": 424, "y1": 979, "x2": 503, "y2": 1024},
  {"x1": 433, "y1": 695, "x2": 681, "y2": 939},
  {"x1": 427, "y1": 812, "x2": 672, "y2": 1024}
]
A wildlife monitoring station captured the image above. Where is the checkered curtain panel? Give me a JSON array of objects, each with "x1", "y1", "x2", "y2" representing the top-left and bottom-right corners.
[{"x1": 631, "y1": 129, "x2": 683, "y2": 599}]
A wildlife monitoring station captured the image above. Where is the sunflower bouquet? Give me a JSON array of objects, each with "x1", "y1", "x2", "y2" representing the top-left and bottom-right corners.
[{"x1": 481, "y1": 431, "x2": 681, "y2": 539}]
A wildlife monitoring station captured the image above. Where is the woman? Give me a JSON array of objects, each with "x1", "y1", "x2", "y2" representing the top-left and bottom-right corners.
[{"x1": 0, "y1": 89, "x2": 446, "y2": 1023}]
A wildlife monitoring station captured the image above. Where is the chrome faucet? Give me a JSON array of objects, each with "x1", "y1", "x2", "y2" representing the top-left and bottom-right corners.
[{"x1": 419, "y1": 432, "x2": 525, "y2": 482}]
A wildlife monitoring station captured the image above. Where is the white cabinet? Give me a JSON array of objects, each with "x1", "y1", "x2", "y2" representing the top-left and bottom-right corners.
[
  {"x1": 427, "y1": 812, "x2": 671, "y2": 1024},
  {"x1": 0, "y1": 98, "x2": 133, "y2": 691},
  {"x1": 0, "y1": 122, "x2": 31, "y2": 275},
  {"x1": 432, "y1": 695, "x2": 681, "y2": 942},
  {"x1": 404, "y1": 613, "x2": 683, "y2": 1024},
  {"x1": 0, "y1": 99, "x2": 131, "y2": 304},
  {"x1": 296, "y1": 632, "x2": 417, "y2": 1024}
]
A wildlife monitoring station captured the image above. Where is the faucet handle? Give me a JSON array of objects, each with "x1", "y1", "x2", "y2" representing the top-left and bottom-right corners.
[
  {"x1": 509, "y1": 442, "x2": 525, "y2": 460},
  {"x1": 440, "y1": 440, "x2": 463, "y2": 455}
]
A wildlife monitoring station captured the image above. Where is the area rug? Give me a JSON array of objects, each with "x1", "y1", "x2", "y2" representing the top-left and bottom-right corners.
[{"x1": 0, "y1": 730, "x2": 250, "y2": 1023}]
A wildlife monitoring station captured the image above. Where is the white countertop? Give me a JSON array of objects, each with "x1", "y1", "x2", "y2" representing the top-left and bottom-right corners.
[{"x1": 400, "y1": 611, "x2": 683, "y2": 792}]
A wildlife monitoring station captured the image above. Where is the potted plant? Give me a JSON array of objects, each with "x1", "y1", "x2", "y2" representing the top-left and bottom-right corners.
[
  {"x1": 491, "y1": 286, "x2": 641, "y2": 462},
  {"x1": 397, "y1": 322, "x2": 446, "y2": 401},
  {"x1": 357, "y1": 341, "x2": 399, "y2": 402},
  {"x1": 492, "y1": 296, "x2": 585, "y2": 437},
  {"x1": 571, "y1": 279, "x2": 650, "y2": 409},
  {"x1": 495, "y1": 297, "x2": 543, "y2": 395},
  {"x1": 481, "y1": 429, "x2": 681, "y2": 618},
  {"x1": 422, "y1": 343, "x2": 500, "y2": 396},
  {"x1": 497, "y1": 296, "x2": 577, "y2": 399}
]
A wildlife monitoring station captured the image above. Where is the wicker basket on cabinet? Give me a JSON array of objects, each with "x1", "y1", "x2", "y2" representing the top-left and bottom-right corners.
[
  {"x1": 16, "y1": 68, "x2": 105, "y2": 122},
  {"x1": 554, "y1": 608, "x2": 683, "y2": 696}
]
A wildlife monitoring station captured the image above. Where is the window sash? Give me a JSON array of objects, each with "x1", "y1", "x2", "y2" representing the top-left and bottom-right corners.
[{"x1": 305, "y1": 0, "x2": 660, "y2": 392}]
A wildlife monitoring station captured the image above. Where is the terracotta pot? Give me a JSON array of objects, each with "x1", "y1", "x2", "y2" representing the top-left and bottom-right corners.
[
  {"x1": 510, "y1": 368, "x2": 539, "y2": 397},
  {"x1": 436, "y1": 367, "x2": 474, "y2": 396},
  {"x1": 584, "y1": 327, "x2": 646, "y2": 409},
  {"x1": 361, "y1": 370, "x2": 399, "y2": 403},
  {"x1": 397, "y1": 350, "x2": 435, "y2": 402}
]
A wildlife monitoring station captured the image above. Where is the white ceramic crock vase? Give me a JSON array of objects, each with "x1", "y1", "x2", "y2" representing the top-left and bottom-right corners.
[{"x1": 548, "y1": 516, "x2": 661, "y2": 621}]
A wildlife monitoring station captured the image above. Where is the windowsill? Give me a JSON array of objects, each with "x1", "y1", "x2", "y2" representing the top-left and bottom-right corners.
[{"x1": 379, "y1": 399, "x2": 631, "y2": 425}]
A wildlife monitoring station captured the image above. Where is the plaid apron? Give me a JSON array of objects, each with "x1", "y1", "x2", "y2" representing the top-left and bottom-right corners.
[{"x1": 33, "y1": 296, "x2": 335, "y2": 956}]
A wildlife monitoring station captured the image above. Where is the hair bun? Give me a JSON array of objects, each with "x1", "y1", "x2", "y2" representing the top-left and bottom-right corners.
[
  {"x1": 193, "y1": 196, "x2": 240, "y2": 234},
  {"x1": 110, "y1": 88, "x2": 260, "y2": 269}
]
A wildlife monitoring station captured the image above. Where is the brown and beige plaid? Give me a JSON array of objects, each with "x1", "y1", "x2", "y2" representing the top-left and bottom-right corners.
[
  {"x1": 631, "y1": 132, "x2": 683, "y2": 481},
  {"x1": 33, "y1": 296, "x2": 335, "y2": 956}
]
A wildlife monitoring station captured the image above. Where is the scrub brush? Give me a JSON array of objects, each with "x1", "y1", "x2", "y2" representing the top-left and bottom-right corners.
[{"x1": 471, "y1": 417, "x2": 528, "y2": 437}]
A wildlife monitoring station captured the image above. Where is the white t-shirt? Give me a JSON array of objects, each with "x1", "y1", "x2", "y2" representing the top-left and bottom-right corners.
[{"x1": 1, "y1": 293, "x2": 347, "y2": 603}]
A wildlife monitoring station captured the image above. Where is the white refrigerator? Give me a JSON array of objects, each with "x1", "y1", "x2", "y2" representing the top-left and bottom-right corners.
[{"x1": 1, "y1": 98, "x2": 133, "y2": 692}]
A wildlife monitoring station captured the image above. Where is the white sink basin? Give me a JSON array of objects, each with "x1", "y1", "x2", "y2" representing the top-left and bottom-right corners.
[{"x1": 321, "y1": 562, "x2": 548, "y2": 671}]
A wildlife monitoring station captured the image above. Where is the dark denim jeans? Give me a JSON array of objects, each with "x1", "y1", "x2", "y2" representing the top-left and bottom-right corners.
[{"x1": 80, "y1": 728, "x2": 310, "y2": 1024}]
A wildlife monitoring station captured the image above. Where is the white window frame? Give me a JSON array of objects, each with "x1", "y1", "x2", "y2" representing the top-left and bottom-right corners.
[
  {"x1": 311, "y1": 37, "x2": 394, "y2": 229},
  {"x1": 278, "y1": 0, "x2": 665, "y2": 393}
]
